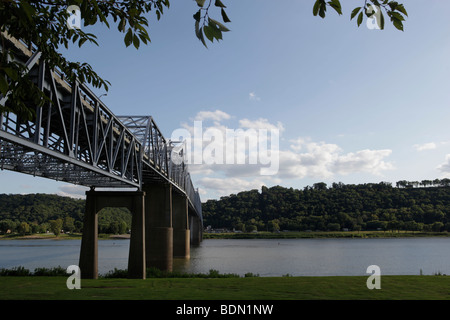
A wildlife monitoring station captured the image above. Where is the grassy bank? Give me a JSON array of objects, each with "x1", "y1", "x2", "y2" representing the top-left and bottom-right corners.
[
  {"x1": 203, "y1": 230, "x2": 450, "y2": 239},
  {"x1": 0, "y1": 275, "x2": 450, "y2": 300},
  {"x1": 2, "y1": 230, "x2": 449, "y2": 240},
  {"x1": 0, "y1": 233, "x2": 129, "y2": 240}
]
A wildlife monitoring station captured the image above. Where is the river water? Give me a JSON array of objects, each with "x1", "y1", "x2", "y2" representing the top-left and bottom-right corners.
[{"x1": 1, "y1": 237, "x2": 450, "y2": 277}]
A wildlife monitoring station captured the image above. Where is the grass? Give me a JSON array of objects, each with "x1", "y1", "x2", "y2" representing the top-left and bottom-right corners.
[
  {"x1": 0, "y1": 232, "x2": 123, "y2": 240},
  {"x1": 1, "y1": 275, "x2": 450, "y2": 300},
  {"x1": 2, "y1": 230, "x2": 450, "y2": 241}
]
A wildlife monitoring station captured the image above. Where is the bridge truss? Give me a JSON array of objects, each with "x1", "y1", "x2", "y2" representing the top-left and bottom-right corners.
[{"x1": 0, "y1": 32, "x2": 202, "y2": 219}]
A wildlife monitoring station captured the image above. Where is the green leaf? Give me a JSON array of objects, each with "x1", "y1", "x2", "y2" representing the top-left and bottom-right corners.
[
  {"x1": 0, "y1": 76, "x2": 8, "y2": 96},
  {"x1": 203, "y1": 25, "x2": 214, "y2": 42},
  {"x1": 313, "y1": 0, "x2": 321, "y2": 16},
  {"x1": 204, "y1": 23, "x2": 223, "y2": 42},
  {"x1": 351, "y1": 7, "x2": 362, "y2": 20},
  {"x1": 357, "y1": 11, "x2": 364, "y2": 26},
  {"x1": 118, "y1": 18, "x2": 126, "y2": 32},
  {"x1": 221, "y1": 8, "x2": 231, "y2": 23},
  {"x1": 20, "y1": 2, "x2": 35, "y2": 21},
  {"x1": 396, "y1": 4, "x2": 408, "y2": 17},
  {"x1": 193, "y1": 10, "x2": 201, "y2": 22},
  {"x1": 124, "y1": 28, "x2": 133, "y2": 47},
  {"x1": 78, "y1": 37, "x2": 87, "y2": 47},
  {"x1": 327, "y1": 0, "x2": 342, "y2": 15},
  {"x1": 392, "y1": 18, "x2": 404, "y2": 31},
  {"x1": 209, "y1": 18, "x2": 230, "y2": 32},
  {"x1": 196, "y1": 0, "x2": 206, "y2": 7},
  {"x1": 4, "y1": 68, "x2": 18, "y2": 81},
  {"x1": 390, "y1": 11, "x2": 405, "y2": 21},
  {"x1": 319, "y1": 2, "x2": 326, "y2": 18},
  {"x1": 215, "y1": 0, "x2": 226, "y2": 8},
  {"x1": 210, "y1": 25, "x2": 223, "y2": 40},
  {"x1": 195, "y1": 21, "x2": 207, "y2": 48},
  {"x1": 133, "y1": 34, "x2": 140, "y2": 49}
]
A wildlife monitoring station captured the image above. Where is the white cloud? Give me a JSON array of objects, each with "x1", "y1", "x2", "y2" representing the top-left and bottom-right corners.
[
  {"x1": 332, "y1": 149, "x2": 394, "y2": 175},
  {"x1": 193, "y1": 137, "x2": 394, "y2": 198},
  {"x1": 239, "y1": 118, "x2": 285, "y2": 132},
  {"x1": 249, "y1": 92, "x2": 261, "y2": 101},
  {"x1": 197, "y1": 176, "x2": 269, "y2": 197},
  {"x1": 57, "y1": 184, "x2": 88, "y2": 199},
  {"x1": 194, "y1": 110, "x2": 231, "y2": 122},
  {"x1": 437, "y1": 154, "x2": 450, "y2": 174},
  {"x1": 414, "y1": 142, "x2": 437, "y2": 151},
  {"x1": 277, "y1": 139, "x2": 341, "y2": 179},
  {"x1": 177, "y1": 109, "x2": 395, "y2": 199},
  {"x1": 269, "y1": 140, "x2": 393, "y2": 180}
]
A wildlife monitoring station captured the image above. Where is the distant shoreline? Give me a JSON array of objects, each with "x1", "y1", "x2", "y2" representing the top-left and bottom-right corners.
[
  {"x1": 202, "y1": 230, "x2": 450, "y2": 239},
  {"x1": 2, "y1": 230, "x2": 450, "y2": 240},
  {"x1": 0, "y1": 233, "x2": 130, "y2": 240}
]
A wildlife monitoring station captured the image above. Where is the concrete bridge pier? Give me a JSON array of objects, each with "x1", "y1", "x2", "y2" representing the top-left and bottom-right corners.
[
  {"x1": 190, "y1": 214, "x2": 203, "y2": 246},
  {"x1": 172, "y1": 192, "x2": 190, "y2": 259},
  {"x1": 79, "y1": 190, "x2": 146, "y2": 279},
  {"x1": 144, "y1": 183, "x2": 173, "y2": 272}
]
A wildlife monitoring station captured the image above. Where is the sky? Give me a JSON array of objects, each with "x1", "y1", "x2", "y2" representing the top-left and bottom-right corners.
[{"x1": 2, "y1": 0, "x2": 450, "y2": 201}]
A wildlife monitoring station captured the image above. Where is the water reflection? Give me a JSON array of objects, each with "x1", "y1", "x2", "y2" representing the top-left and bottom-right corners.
[{"x1": 2, "y1": 237, "x2": 450, "y2": 276}]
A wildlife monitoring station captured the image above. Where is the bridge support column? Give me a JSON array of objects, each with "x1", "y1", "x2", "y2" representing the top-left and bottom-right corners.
[
  {"x1": 79, "y1": 190, "x2": 146, "y2": 279},
  {"x1": 127, "y1": 192, "x2": 146, "y2": 279},
  {"x1": 190, "y1": 214, "x2": 203, "y2": 246},
  {"x1": 144, "y1": 183, "x2": 173, "y2": 271},
  {"x1": 79, "y1": 192, "x2": 98, "y2": 279},
  {"x1": 173, "y1": 192, "x2": 190, "y2": 259}
]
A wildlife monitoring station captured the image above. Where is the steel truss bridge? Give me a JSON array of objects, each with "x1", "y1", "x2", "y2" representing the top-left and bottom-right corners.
[{"x1": 0, "y1": 32, "x2": 202, "y2": 279}]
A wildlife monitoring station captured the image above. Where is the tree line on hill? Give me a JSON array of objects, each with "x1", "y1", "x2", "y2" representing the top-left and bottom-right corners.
[
  {"x1": 0, "y1": 193, "x2": 131, "y2": 236},
  {"x1": 202, "y1": 180, "x2": 450, "y2": 233},
  {"x1": 3, "y1": 178, "x2": 450, "y2": 236}
]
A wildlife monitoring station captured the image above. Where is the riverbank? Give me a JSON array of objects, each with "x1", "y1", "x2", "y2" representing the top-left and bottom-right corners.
[
  {"x1": 203, "y1": 230, "x2": 450, "y2": 239},
  {"x1": 0, "y1": 233, "x2": 130, "y2": 240},
  {"x1": 2, "y1": 230, "x2": 449, "y2": 240}
]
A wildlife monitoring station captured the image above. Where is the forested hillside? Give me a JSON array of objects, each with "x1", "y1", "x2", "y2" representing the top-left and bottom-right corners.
[
  {"x1": 3, "y1": 179, "x2": 450, "y2": 236},
  {"x1": 0, "y1": 193, "x2": 131, "y2": 235},
  {"x1": 202, "y1": 180, "x2": 450, "y2": 233}
]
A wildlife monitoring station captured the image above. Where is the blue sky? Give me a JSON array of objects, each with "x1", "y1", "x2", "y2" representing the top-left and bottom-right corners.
[{"x1": 2, "y1": 0, "x2": 450, "y2": 200}]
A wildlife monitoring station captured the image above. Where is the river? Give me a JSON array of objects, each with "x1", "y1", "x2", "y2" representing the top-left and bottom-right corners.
[{"x1": 1, "y1": 237, "x2": 450, "y2": 276}]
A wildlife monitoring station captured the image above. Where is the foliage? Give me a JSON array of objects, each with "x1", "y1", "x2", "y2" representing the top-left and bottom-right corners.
[
  {"x1": 49, "y1": 218, "x2": 63, "y2": 236},
  {"x1": 18, "y1": 221, "x2": 30, "y2": 235},
  {"x1": 0, "y1": 193, "x2": 131, "y2": 235},
  {"x1": 102, "y1": 267, "x2": 241, "y2": 279},
  {"x1": 0, "y1": 266, "x2": 71, "y2": 276},
  {"x1": 32, "y1": 266, "x2": 68, "y2": 276},
  {"x1": 313, "y1": 0, "x2": 408, "y2": 31},
  {"x1": 202, "y1": 180, "x2": 450, "y2": 233},
  {"x1": 0, "y1": 266, "x2": 31, "y2": 276}
]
